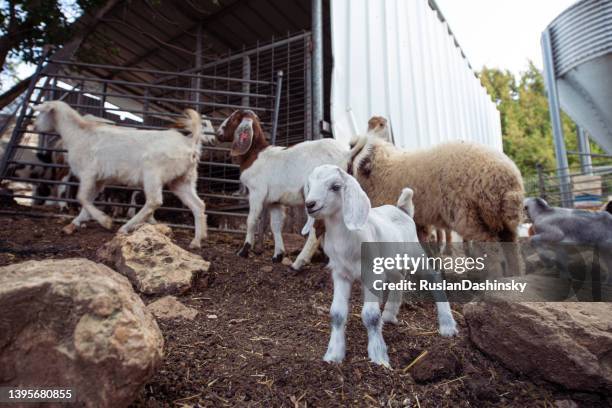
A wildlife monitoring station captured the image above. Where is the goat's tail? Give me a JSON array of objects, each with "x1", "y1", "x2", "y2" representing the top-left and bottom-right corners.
[
  {"x1": 396, "y1": 188, "x2": 415, "y2": 218},
  {"x1": 175, "y1": 109, "x2": 202, "y2": 148}
]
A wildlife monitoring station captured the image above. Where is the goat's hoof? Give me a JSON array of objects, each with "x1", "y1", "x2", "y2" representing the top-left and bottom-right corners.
[
  {"x1": 382, "y1": 312, "x2": 399, "y2": 325},
  {"x1": 371, "y1": 358, "x2": 391, "y2": 369},
  {"x1": 101, "y1": 217, "x2": 114, "y2": 230},
  {"x1": 439, "y1": 322, "x2": 459, "y2": 338},
  {"x1": 118, "y1": 226, "x2": 129, "y2": 235},
  {"x1": 271, "y1": 252, "x2": 285, "y2": 263},
  {"x1": 62, "y1": 224, "x2": 78, "y2": 235},
  {"x1": 189, "y1": 240, "x2": 201, "y2": 249},
  {"x1": 323, "y1": 352, "x2": 345, "y2": 363},
  {"x1": 237, "y1": 243, "x2": 251, "y2": 258}
]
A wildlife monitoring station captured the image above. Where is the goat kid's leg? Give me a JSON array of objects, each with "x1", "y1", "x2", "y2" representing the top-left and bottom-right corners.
[
  {"x1": 362, "y1": 300, "x2": 390, "y2": 367},
  {"x1": 324, "y1": 273, "x2": 351, "y2": 363},
  {"x1": 172, "y1": 182, "x2": 207, "y2": 249},
  {"x1": 382, "y1": 271, "x2": 403, "y2": 325},
  {"x1": 269, "y1": 205, "x2": 286, "y2": 262},
  {"x1": 291, "y1": 229, "x2": 320, "y2": 271},
  {"x1": 426, "y1": 269, "x2": 458, "y2": 337},
  {"x1": 119, "y1": 177, "x2": 163, "y2": 234},
  {"x1": 239, "y1": 195, "x2": 264, "y2": 258},
  {"x1": 74, "y1": 177, "x2": 112, "y2": 231}
]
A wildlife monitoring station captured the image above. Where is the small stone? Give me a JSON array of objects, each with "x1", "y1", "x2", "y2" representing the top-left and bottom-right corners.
[
  {"x1": 147, "y1": 296, "x2": 198, "y2": 321},
  {"x1": 261, "y1": 265, "x2": 274, "y2": 273},
  {"x1": 281, "y1": 257, "x2": 293, "y2": 266}
]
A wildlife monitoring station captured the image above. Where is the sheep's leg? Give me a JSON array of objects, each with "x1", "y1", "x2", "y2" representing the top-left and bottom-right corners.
[
  {"x1": 269, "y1": 205, "x2": 286, "y2": 262},
  {"x1": 324, "y1": 273, "x2": 351, "y2": 363},
  {"x1": 291, "y1": 229, "x2": 320, "y2": 271},
  {"x1": 172, "y1": 182, "x2": 207, "y2": 249},
  {"x1": 443, "y1": 229, "x2": 454, "y2": 256},
  {"x1": 239, "y1": 194, "x2": 264, "y2": 258},
  {"x1": 382, "y1": 271, "x2": 403, "y2": 324},
  {"x1": 362, "y1": 299, "x2": 389, "y2": 367},
  {"x1": 119, "y1": 177, "x2": 162, "y2": 234},
  {"x1": 72, "y1": 177, "x2": 112, "y2": 232}
]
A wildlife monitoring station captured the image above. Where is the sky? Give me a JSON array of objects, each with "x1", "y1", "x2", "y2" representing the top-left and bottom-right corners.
[{"x1": 435, "y1": 0, "x2": 577, "y2": 75}]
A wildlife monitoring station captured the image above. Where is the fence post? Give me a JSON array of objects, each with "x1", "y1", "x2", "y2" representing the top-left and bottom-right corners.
[
  {"x1": 271, "y1": 70, "x2": 284, "y2": 145},
  {"x1": 536, "y1": 163, "x2": 547, "y2": 201},
  {"x1": 242, "y1": 56, "x2": 251, "y2": 107},
  {"x1": 576, "y1": 126, "x2": 593, "y2": 175},
  {"x1": 311, "y1": 0, "x2": 324, "y2": 139}
]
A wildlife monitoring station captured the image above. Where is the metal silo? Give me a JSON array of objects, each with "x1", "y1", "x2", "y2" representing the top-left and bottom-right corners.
[{"x1": 542, "y1": 0, "x2": 612, "y2": 206}]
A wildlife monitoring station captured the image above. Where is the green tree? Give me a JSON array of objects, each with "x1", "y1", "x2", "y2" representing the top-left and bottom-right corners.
[
  {"x1": 479, "y1": 62, "x2": 602, "y2": 177},
  {"x1": 0, "y1": 1, "x2": 103, "y2": 74}
]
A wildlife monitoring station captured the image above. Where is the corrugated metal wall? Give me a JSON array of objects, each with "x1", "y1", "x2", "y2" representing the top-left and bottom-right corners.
[{"x1": 329, "y1": 0, "x2": 502, "y2": 150}]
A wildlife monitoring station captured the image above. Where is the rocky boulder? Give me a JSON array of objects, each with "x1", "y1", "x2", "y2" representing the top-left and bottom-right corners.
[
  {"x1": 147, "y1": 296, "x2": 198, "y2": 321},
  {"x1": 464, "y1": 301, "x2": 612, "y2": 393},
  {"x1": 0, "y1": 258, "x2": 164, "y2": 407},
  {"x1": 97, "y1": 224, "x2": 210, "y2": 295}
]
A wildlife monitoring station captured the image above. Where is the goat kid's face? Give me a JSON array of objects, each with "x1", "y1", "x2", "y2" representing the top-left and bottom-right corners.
[
  {"x1": 216, "y1": 110, "x2": 259, "y2": 156},
  {"x1": 33, "y1": 103, "x2": 56, "y2": 133},
  {"x1": 302, "y1": 165, "x2": 371, "y2": 234}
]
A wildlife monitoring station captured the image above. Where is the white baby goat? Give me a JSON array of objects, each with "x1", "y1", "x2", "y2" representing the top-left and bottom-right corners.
[
  {"x1": 33, "y1": 100, "x2": 207, "y2": 248},
  {"x1": 302, "y1": 165, "x2": 458, "y2": 366}
]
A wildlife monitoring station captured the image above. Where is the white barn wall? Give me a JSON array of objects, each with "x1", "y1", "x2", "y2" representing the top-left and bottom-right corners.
[{"x1": 329, "y1": 0, "x2": 502, "y2": 150}]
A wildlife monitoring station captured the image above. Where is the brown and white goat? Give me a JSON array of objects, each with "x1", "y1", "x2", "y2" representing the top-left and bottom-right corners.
[{"x1": 216, "y1": 110, "x2": 358, "y2": 269}]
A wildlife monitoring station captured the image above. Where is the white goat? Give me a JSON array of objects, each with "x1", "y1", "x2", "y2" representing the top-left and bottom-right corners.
[
  {"x1": 302, "y1": 165, "x2": 458, "y2": 366},
  {"x1": 216, "y1": 110, "x2": 359, "y2": 269},
  {"x1": 33, "y1": 100, "x2": 207, "y2": 248}
]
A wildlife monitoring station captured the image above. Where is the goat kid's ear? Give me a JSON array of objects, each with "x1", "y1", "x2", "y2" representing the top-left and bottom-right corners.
[
  {"x1": 341, "y1": 171, "x2": 371, "y2": 230},
  {"x1": 301, "y1": 215, "x2": 315, "y2": 235},
  {"x1": 230, "y1": 117, "x2": 254, "y2": 157}
]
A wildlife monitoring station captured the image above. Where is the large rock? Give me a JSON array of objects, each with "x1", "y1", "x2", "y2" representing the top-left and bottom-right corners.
[
  {"x1": 97, "y1": 224, "x2": 210, "y2": 295},
  {"x1": 464, "y1": 301, "x2": 612, "y2": 393},
  {"x1": 0, "y1": 258, "x2": 164, "y2": 407}
]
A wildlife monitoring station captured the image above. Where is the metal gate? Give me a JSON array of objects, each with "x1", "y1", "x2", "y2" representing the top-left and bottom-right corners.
[{"x1": 0, "y1": 56, "x2": 283, "y2": 233}]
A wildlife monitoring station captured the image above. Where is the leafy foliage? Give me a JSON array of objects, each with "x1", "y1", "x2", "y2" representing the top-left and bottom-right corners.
[
  {"x1": 0, "y1": 0, "x2": 102, "y2": 74},
  {"x1": 479, "y1": 62, "x2": 604, "y2": 177}
]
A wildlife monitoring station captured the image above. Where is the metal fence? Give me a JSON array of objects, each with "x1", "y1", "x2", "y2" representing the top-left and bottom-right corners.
[
  {"x1": 525, "y1": 158, "x2": 612, "y2": 208},
  {"x1": 159, "y1": 32, "x2": 312, "y2": 146},
  {"x1": 0, "y1": 55, "x2": 284, "y2": 233}
]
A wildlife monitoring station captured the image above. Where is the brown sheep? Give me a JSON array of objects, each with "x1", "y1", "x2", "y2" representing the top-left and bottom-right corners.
[{"x1": 350, "y1": 135, "x2": 525, "y2": 276}]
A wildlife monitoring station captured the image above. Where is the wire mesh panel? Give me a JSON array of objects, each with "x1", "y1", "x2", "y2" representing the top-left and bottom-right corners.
[
  {"x1": 524, "y1": 159, "x2": 612, "y2": 208},
  {"x1": 159, "y1": 32, "x2": 312, "y2": 146},
  {"x1": 0, "y1": 57, "x2": 283, "y2": 233}
]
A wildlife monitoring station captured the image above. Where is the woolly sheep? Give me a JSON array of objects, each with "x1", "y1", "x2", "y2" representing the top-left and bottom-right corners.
[{"x1": 350, "y1": 134, "x2": 525, "y2": 276}]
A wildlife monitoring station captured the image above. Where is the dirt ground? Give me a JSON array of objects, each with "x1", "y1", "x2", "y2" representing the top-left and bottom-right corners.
[{"x1": 0, "y1": 203, "x2": 609, "y2": 408}]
